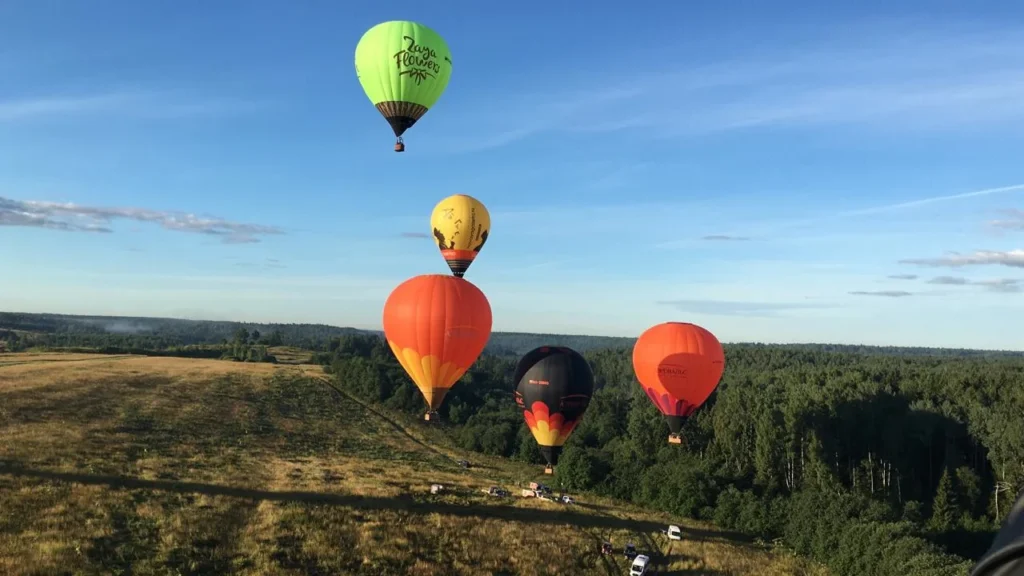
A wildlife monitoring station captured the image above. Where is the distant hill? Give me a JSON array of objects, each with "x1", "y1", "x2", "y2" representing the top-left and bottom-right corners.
[{"x1": 0, "y1": 311, "x2": 1020, "y2": 358}]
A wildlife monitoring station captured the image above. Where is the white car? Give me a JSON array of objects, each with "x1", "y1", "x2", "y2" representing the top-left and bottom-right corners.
[
  {"x1": 667, "y1": 524, "x2": 682, "y2": 541},
  {"x1": 629, "y1": 554, "x2": 650, "y2": 576}
]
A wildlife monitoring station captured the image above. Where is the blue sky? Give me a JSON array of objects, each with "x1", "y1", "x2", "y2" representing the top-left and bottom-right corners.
[{"x1": 1, "y1": 1, "x2": 1023, "y2": 350}]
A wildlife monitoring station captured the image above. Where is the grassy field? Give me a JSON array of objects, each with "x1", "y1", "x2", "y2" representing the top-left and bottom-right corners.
[{"x1": 0, "y1": 353, "x2": 825, "y2": 576}]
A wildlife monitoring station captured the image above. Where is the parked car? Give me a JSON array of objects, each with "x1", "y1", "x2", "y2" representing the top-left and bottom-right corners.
[
  {"x1": 666, "y1": 524, "x2": 682, "y2": 541},
  {"x1": 629, "y1": 554, "x2": 651, "y2": 576}
]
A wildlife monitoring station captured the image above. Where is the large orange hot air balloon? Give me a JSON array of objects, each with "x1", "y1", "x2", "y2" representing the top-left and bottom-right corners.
[
  {"x1": 382, "y1": 274, "x2": 492, "y2": 420},
  {"x1": 632, "y1": 322, "x2": 725, "y2": 444}
]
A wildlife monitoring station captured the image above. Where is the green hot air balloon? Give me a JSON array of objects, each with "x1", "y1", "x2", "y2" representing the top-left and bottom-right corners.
[{"x1": 354, "y1": 21, "x2": 452, "y2": 152}]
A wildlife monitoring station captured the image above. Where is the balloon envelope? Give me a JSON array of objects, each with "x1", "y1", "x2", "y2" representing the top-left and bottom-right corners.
[
  {"x1": 632, "y1": 322, "x2": 725, "y2": 435},
  {"x1": 430, "y1": 194, "x2": 490, "y2": 277},
  {"x1": 355, "y1": 21, "x2": 452, "y2": 145},
  {"x1": 514, "y1": 346, "x2": 594, "y2": 467},
  {"x1": 382, "y1": 274, "x2": 491, "y2": 414}
]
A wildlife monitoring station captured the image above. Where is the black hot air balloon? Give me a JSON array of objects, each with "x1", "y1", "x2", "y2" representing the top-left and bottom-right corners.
[{"x1": 514, "y1": 346, "x2": 594, "y2": 475}]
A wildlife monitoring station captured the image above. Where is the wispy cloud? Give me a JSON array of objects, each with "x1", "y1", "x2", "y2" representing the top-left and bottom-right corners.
[
  {"x1": 442, "y1": 23, "x2": 1024, "y2": 151},
  {"x1": 927, "y1": 276, "x2": 970, "y2": 285},
  {"x1": 0, "y1": 196, "x2": 284, "y2": 243},
  {"x1": 0, "y1": 91, "x2": 261, "y2": 123},
  {"x1": 400, "y1": 232, "x2": 430, "y2": 239},
  {"x1": 990, "y1": 209, "x2": 1024, "y2": 231},
  {"x1": 702, "y1": 234, "x2": 751, "y2": 241},
  {"x1": 657, "y1": 298, "x2": 833, "y2": 317},
  {"x1": 925, "y1": 275, "x2": 1021, "y2": 293},
  {"x1": 976, "y1": 278, "x2": 1022, "y2": 293},
  {"x1": 888, "y1": 274, "x2": 918, "y2": 280},
  {"x1": 900, "y1": 250, "x2": 1024, "y2": 269}
]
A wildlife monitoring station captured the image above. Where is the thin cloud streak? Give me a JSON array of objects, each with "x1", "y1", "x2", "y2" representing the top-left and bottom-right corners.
[
  {"x1": 658, "y1": 183, "x2": 1024, "y2": 250},
  {"x1": 900, "y1": 250, "x2": 1024, "y2": 269},
  {"x1": 0, "y1": 196, "x2": 284, "y2": 244},
  {"x1": 841, "y1": 184, "x2": 1024, "y2": 218},
  {"x1": 702, "y1": 235, "x2": 751, "y2": 241},
  {"x1": 850, "y1": 290, "x2": 914, "y2": 297},
  {"x1": 400, "y1": 232, "x2": 430, "y2": 239},
  {"x1": 927, "y1": 276, "x2": 970, "y2": 285},
  {"x1": 888, "y1": 274, "x2": 918, "y2": 280},
  {"x1": 441, "y1": 24, "x2": 1024, "y2": 151}
]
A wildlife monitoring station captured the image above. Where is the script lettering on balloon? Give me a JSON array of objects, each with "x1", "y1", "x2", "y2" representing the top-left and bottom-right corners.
[
  {"x1": 658, "y1": 366, "x2": 688, "y2": 378},
  {"x1": 393, "y1": 36, "x2": 443, "y2": 85}
]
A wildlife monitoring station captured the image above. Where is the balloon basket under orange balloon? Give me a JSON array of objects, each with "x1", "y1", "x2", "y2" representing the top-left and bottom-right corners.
[
  {"x1": 668, "y1": 434, "x2": 684, "y2": 445},
  {"x1": 544, "y1": 466, "x2": 554, "y2": 475},
  {"x1": 424, "y1": 411, "x2": 437, "y2": 422}
]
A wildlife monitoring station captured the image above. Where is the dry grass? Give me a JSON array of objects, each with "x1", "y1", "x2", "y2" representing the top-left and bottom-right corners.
[{"x1": 0, "y1": 353, "x2": 826, "y2": 575}]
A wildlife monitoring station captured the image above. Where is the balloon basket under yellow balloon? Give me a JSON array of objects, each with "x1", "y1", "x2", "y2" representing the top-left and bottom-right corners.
[{"x1": 544, "y1": 466, "x2": 554, "y2": 475}]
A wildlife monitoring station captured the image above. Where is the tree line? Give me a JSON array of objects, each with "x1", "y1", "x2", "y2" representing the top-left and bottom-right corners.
[{"x1": 316, "y1": 333, "x2": 1024, "y2": 576}]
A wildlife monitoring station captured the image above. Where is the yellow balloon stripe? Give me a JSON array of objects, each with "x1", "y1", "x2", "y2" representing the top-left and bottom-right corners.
[
  {"x1": 388, "y1": 342, "x2": 468, "y2": 409},
  {"x1": 528, "y1": 421, "x2": 572, "y2": 447}
]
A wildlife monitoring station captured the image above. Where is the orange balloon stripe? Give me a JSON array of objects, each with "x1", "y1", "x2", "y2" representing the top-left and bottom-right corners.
[{"x1": 440, "y1": 249, "x2": 478, "y2": 261}]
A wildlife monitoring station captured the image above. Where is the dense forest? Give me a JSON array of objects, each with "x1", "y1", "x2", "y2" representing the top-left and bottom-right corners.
[
  {"x1": 2, "y1": 311, "x2": 1023, "y2": 575},
  {"x1": 315, "y1": 334, "x2": 1024, "y2": 576}
]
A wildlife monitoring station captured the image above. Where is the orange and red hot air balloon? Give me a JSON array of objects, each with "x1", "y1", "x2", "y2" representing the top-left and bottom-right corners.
[
  {"x1": 382, "y1": 274, "x2": 492, "y2": 421},
  {"x1": 632, "y1": 322, "x2": 725, "y2": 444}
]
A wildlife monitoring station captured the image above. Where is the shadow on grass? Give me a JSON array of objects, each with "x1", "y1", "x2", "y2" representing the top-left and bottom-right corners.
[
  {"x1": 314, "y1": 377, "x2": 499, "y2": 472},
  {"x1": 0, "y1": 461, "x2": 741, "y2": 542}
]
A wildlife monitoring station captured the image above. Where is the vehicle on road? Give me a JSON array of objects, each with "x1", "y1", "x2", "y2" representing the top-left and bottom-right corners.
[
  {"x1": 561, "y1": 495, "x2": 575, "y2": 504},
  {"x1": 629, "y1": 554, "x2": 650, "y2": 576},
  {"x1": 430, "y1": 484, "x2": 445, "y2": 494},
  {"x1": 482, "y1": 486, "x2": 509, "y2": 497},
  {"x1": 666, "y1": 524, "x2": 682, "y2": 540},
  {"x1": 529, "y1": 482, "x2": 551, "y2": 494}
]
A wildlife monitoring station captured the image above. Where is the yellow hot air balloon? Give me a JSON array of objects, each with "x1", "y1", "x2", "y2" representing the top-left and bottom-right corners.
[{"x1": 430, "y1": 194, "x2": 490, "y2": 277}]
